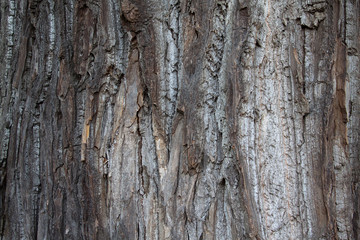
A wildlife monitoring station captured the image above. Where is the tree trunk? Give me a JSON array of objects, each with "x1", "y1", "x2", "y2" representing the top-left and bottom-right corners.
[{"x1": 1, "y1": 0, "x2": 359, "y2": 239}]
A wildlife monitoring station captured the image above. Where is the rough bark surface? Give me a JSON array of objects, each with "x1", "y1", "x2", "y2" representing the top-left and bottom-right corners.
[{"x1": 0, "y1": 0, "x2": 359, "y2": 239}]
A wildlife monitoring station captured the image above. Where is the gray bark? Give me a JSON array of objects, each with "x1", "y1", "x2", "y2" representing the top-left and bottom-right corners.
[{"x1": 0, "y1": 0, "x2": 359, "y2": 239}]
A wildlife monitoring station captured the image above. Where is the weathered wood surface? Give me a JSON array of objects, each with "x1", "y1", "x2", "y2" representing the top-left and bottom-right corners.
[{"x1": 0, "y1": 0, "x2": 359, "y2": 239}]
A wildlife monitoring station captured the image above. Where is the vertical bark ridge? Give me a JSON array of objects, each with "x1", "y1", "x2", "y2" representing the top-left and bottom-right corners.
[{"x1": 346, "y1": 0, "x2": 360, "y2": 237}]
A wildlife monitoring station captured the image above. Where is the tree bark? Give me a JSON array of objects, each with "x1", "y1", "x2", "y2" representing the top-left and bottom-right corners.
[{"x1": 0, "y1": 0, "x2": 359, "y2": 239}]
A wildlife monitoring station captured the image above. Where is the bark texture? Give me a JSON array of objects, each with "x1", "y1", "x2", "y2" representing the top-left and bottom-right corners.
[{"x1": 0, "y1": 0, "x2": 359, "y2": 239}]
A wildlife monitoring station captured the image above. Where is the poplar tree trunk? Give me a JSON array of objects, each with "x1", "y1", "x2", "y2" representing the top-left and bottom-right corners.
[{"x1": 1, "y1": 0, "x2": 359, "y2": 239}]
